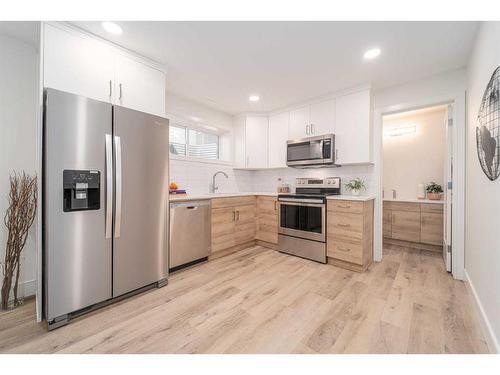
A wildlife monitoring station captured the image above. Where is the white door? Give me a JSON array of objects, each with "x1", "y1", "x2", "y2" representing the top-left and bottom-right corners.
[
  {"x1": 246, "y1": 116, "x2": 269, "y2": 168},
  {"x1": 310, "y1": 98, "x2": 335, "y2": 136},
  {"x1": 268, "y1": 112, "x2": 289, "y2": 168},
  {"x1": 233, "y1": 116, "x2": 246, "y2": 168},
  {"x1": 444, "y1": 105, "x2": 453, "y2": 272},
  {"x1": 114, "y1": 53, "x2": 166, "y2": 117},
  {"x1": 43, "y1": 24, "x2": 115, "y2": 103},
  {"x1": 335, "y1": 90, "x2": 371, "y2": 164},
  {"x1": 288, "y1": 106, "x2": 310, "y2": 139}
]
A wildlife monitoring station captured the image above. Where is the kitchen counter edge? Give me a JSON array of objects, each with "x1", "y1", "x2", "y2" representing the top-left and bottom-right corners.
[{"x1": 169, "y1": 192, "x2": 278, "y2": 202}]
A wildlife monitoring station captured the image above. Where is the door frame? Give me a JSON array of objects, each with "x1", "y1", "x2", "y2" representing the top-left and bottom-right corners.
[{"x1": 373, "y1": 91, "x2": 466, "y2": 280}]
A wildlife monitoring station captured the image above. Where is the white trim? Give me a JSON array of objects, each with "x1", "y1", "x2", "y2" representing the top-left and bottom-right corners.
[
  {"x1": 373, "y1": 91, "x2": 466, "y2": 279},
  {"x1": 464, "y1": 270, "x2": 499, "y2": 353},
  {"x1": 170, "y1": 154, "x2": 233, "y2": 167},
  {"x1": 35, "y1": 21, "x2": 43, "y2": 323},
  {"x1": 268, "y1": 83, "x2": 371, "y2": 117},
  {"x1": 47, "y1": 22, "x2": 168, "y2": 74}
]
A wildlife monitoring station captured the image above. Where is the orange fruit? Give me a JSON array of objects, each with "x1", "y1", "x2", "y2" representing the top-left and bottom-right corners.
[{"x1": 169, "y1": 182, "x2": 178, "y2": 190}]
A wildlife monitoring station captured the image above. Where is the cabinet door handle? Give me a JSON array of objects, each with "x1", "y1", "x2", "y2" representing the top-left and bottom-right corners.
[
  {"x1": 338, "y1": 247, "x2": 350, "y2": 252},
  {"x1": 337, "y1": 223, "x2": 350, "y2": 228},
  {"x1": 274, "y1": 201, "x2": 277, "y2": 211},
  {"x1": 108, "y1": 80, "x2": 112, "y2": 99},
  {"x1": 337, "y1": 205, "x2": 351, "y2": 209},
  {"x1": 236, "y1": 210, "x2": 240, "y2": 221},
  {"x1": 119, "y1": 83, "x2": 123, "y2": 100},
  {"x1": 232, "y1": 210, "x2": 236, "y2": 221}
]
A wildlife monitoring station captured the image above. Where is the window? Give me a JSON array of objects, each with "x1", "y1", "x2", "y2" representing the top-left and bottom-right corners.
[{"x1": 169, "y1": 124, "x2": 219, "y2": 160}]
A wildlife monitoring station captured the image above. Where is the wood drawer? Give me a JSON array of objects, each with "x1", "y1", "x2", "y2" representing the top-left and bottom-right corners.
[
  {"x1": 328, "y1": 212, "x2": 364, "y2": 243},
  {"x1": 384, "y1": 201, "x2": 420, "y2": 212},
  {"x1": 421, "y1": 203, "x2": 444, "y2": 213},
  {"x1": 212, "y1": 195, "x2": 256, "y2": 209},
  {"x1": 327, "y1": 240, "x2": 363, "y2": 265},
  {"x1": 328, "y1": 200, "x2": 364, "y2": 214}
]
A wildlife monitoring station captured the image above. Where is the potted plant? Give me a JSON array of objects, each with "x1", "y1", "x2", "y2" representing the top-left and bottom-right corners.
[
  {"x1": 426, "y1": 182, "x2": 443, "y2": 200},
  {"x1": 345, "y1": 178, "x2": 366, "y2": 196}
]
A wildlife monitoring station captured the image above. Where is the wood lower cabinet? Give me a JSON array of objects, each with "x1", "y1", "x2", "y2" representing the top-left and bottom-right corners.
[
  {"x1": 421, "y1": 212, "x2": 444, "y2": 246},
  {"x1": 391, "y1": 210, "x2": 421, "y2": 243},
  {"x1": 383, "y1": 201, "x2": 444, "y2": 250},
  {"x1": 211, "y1": 196, "x2": 257, "y2": 254},
  {"x1": 256, "y1": 196, "x2": 278, "y2": 245},
  {"x1": 327, "y1": 199, "x2": 374, "y2": 272}
]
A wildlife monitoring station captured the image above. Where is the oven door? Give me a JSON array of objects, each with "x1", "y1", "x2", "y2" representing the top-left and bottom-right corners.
[{"x1": 278, "y1": 199, "x2": 326, "y2": 242}]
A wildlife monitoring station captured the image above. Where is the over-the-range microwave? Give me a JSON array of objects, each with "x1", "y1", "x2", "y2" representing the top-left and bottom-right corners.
[{"x1": 286, "y1": 134, "x2": 338, "y2": 168}]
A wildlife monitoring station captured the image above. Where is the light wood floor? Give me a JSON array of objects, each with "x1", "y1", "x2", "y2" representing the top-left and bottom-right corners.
[{"x1": 0, "y1": 244, "x2": 489, "y2": 354}]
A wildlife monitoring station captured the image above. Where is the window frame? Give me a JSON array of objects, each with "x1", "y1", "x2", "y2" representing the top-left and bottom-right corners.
[{"x1": 169, "y1": 122, "x2": 221, "y2": 161}]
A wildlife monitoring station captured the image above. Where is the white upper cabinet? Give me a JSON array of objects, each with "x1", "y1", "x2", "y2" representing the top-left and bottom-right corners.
[
  {"x1": 44, "y1": 24, "x2": 115, "y2": 103},
  {"x1": 114, "y1": 53, "x2": 166, "y2": 117},
  {"x1": 233, "y1": 115, "x2": 268, "y2": 169},
  {"x1": 268, "y1": 112, "x2": 289, "y2": 168},
  {"x1": 43, "y1": 23, "x2": 166, "y2": 117},
  {"x1": 335, "y1": 89, "x2": 371, "y2": 164},
  {"x1": 246, "y1": 116, "x2": 269, "y2": 168},
  {"x1": 288, "y1": 106, "x2": 310, "y2": 139},
  {"x1": 309, "y1": 98, "x2": 335, "y2": 136}
]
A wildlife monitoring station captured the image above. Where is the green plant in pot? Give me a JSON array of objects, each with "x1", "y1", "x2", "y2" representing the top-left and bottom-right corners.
[
  {"x1": 345, "y1": 178, "x2": 366, "y2": 196},
  {"x1": 426, "y1": 182, "x2": 443, "y2": 200}
]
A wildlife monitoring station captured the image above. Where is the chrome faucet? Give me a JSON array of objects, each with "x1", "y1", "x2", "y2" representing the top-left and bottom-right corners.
[{"x1": 211, "y1": 171, "x2": 228, "y2": 193}]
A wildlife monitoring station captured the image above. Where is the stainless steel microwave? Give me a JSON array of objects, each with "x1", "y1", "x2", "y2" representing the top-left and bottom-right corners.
[{"x1": 286, "y1": 134, "x2": 336, "y2": 167}]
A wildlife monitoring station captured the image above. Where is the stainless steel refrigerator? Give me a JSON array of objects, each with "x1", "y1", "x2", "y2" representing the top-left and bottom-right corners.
[{"x1": 43, "y1": 88, "x2": 169, "y2": 329}]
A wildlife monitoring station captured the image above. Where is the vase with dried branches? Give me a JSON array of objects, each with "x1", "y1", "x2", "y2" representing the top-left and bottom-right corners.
[{"x1": 1, "y1": 172, "x2": 37, "y2": 310}]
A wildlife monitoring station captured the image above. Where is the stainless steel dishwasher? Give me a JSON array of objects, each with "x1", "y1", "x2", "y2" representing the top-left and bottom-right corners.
[{"x1": 169, "y1": 200, "x2": 211, "y2": 272}]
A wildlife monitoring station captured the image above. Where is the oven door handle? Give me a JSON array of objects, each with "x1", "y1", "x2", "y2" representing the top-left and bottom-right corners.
[{"x1": 278, "y1": 199, "x2": 324, "y2": 206}]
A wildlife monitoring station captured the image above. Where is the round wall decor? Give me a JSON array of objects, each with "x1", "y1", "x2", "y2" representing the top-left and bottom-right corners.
[{"x1": 477, "y1": 66, "x2": 500, "y2": 181}]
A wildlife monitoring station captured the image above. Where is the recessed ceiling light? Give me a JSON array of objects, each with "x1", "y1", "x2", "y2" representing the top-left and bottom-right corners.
[
  {"x1": 363, "y1": 48, "x2": 381, "y2": 60},
  {"x1": 249, "y1": 95, "x2": 260, "y2": 102},
  {"x1": 102, "y1": 21, "x2": 123, "y2": 35}
]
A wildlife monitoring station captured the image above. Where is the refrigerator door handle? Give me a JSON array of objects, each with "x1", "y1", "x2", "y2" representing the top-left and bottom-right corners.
[
  {"x1": 105, "y1": 134, "x2": 113, "y2": 239},
  {"x1": 114, "y1": 135, "x2": 123, "y2": 238}
]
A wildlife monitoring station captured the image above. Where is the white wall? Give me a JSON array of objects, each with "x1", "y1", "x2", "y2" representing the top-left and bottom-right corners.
[
  {"x1": 252, "y1": 165, "x2": 375, "y2": 195},
  {"x1": 0, "y1": 34, "x2": 39, "y2": 297},
  {"x1": 383, "y1": 107, "x2": 447, "y2": 200},
  {"x1": 465, "y1": 21, "x2": 500, "y2": 353}
]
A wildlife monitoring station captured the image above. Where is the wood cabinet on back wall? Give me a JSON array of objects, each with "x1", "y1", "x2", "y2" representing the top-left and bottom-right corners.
[
  {"x1": 256, "y1": 196, "x2": 278, "y2": 245},
  {"x1": 211, "y1": 196, "x2": 256, "y2": 254},
  {"x1": 383, "y1": 201, "x2": 444, "y2": 251}
]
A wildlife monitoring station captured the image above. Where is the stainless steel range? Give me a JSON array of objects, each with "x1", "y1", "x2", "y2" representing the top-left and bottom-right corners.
[{"x1": 278, "y1": 177, "x2": 341, "y2": 263}]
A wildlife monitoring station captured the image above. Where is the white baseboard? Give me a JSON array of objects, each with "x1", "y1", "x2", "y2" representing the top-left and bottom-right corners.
[
  {"x1": 22, "y1": 278, "x2": 37, "y2": 298},
  {"x1": 464, "y1": 269, "x2": 499, "y2": 353}
]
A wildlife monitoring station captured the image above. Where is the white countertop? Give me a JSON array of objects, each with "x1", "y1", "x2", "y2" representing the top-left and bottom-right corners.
[
  {"x1": 383, "y1": 198, "x2": 445, "y2": 204},
  {"x1": 326, "y1": 195, "x2": 375, "y2": 201},
  {"x1": 169, "y1": 192, "x2": 277, "y2": 202}
]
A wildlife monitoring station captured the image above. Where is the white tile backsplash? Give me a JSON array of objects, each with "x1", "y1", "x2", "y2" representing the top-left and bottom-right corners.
[{"x1": 170, "y1": 158, "x2": 375, "y2": 196}]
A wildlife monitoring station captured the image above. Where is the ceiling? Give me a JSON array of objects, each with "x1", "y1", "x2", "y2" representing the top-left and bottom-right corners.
[{"x1": 72, "y1": 21, "x2": 478, "y2": 115}]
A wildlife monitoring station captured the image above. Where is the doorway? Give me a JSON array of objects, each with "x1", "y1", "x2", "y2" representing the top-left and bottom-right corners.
[{"x1": 381, "y1": 104, "x2": 451, "y2": 269}]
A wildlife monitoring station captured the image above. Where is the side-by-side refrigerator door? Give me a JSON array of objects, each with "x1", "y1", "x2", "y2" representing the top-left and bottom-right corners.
[
  {"x1": 112, "y1": 106, "x2": 169, "y2": 297},
  {"x1": 44, "y1": 89, "x2": 113, "y2": 323}
]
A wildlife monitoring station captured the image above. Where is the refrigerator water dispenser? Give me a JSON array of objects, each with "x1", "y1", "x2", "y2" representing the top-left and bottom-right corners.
[{"x1": 63, "y1": 170, "x2": 100, "y2": 212}]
